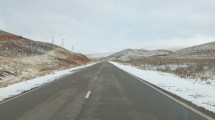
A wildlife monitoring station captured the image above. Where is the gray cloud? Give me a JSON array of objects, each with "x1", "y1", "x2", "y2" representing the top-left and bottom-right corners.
[{"x1": 0, "y1": 0, "x2": 215, "y2": 54}]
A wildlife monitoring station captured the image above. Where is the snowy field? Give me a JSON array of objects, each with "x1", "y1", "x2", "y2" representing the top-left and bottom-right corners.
[
  {"x1": 110, "y1": 61, "x2": 215, "y2": 113},
  {"x1": 0, "y1": 62, "x2": 98, "y2": 102}
]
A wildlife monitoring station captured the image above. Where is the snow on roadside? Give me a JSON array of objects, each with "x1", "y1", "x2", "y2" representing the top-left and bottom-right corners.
[
  {"x1": 0, "y1": 62, "x2": 98, "y2": 102},
  {"x1": 110, "y1": 61, "x2": 215, "y2": 113}
]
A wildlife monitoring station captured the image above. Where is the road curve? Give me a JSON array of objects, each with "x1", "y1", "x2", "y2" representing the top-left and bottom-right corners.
[{"x1": 0, "y1": 62, "x2": 214, "y2": 120}]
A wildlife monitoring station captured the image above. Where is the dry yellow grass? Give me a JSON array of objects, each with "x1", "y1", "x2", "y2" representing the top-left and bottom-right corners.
[{"x1": 121, "y1": 58, "x2": 215, "y2": 81}]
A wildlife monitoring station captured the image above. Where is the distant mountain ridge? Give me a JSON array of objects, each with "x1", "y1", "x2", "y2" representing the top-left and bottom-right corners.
[
  {"x1": 105, "y1": 49, "x2": 172, "y2": 61},
  {"x1": 105, "y1": 41, "x2": 215, "y2": 61}
]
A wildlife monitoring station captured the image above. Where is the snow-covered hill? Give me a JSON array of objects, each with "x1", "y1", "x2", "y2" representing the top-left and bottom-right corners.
[
  {"x1": 168, "y1": 41, "x2": 215, "y2": 58},
  {"x1": 106, "y1": 49, "x2": 172, "y2": 61}
]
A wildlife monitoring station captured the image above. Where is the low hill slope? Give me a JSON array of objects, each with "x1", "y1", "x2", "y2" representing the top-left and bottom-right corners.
[
  {"x1": 0, "y1": 30, "x2": 90, "y2": 87},
  {"x1": 168, "y1": 41, "x2": 215, "y2": 58}
]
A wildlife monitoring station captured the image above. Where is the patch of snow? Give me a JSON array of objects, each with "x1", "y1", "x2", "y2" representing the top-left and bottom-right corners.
[
  {"x1": 110, "y1": 61, "x2": 215, "y2": 113},
  {"x1": 0, "y1": 62, "x2": 98, "y2": 102}
]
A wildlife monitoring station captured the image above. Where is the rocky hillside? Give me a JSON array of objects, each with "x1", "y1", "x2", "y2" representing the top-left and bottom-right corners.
[
  {"x1": 0, "y1": 30, "x2": 62, "y2": 57},
  {"x1": 0, "y1": 30, "x2": 90, "y2": 87},
  {"x1": 168, "y1": 41, "x2": 215, "y2": 58},
  {"x1": 0, "y1": 30, "x2": 89, "y2": 63},
  {"x1": 106, "y1": 49, "x2": 172, "y2": 61}
]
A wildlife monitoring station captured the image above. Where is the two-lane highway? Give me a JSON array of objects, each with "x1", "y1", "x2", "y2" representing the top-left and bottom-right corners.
[{"x1": 0, "y1": 62, "x2": 213, "y2": 120}]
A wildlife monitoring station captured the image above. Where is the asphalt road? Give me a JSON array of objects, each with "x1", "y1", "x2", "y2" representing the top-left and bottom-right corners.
[{"x1": 0, "y1": 62, "x2": 213, "y2": 120}]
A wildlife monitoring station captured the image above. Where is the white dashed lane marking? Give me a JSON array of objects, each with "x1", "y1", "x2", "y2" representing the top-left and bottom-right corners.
[{"x1": 85, "y1": 91, "x2": 92, "y2": 99}]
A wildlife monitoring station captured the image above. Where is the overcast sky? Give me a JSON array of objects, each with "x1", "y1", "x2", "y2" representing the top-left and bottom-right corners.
[{"x1": 0, "y1": 0, "x2": 215, "y2": 54}]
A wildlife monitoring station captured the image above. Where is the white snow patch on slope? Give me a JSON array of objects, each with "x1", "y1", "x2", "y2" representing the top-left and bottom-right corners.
[
  {"x1": 110, "y1": 61, "x2": 215, "y2": 113},
  {"x1": 0, "y1": 62, "x2": 98, "y2": 102}
]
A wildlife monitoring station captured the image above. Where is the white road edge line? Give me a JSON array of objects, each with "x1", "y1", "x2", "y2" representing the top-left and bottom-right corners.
[
  {"x1": 112, "y1": 65, "x2": 214, "y2": 120},
  {"x1": 85, "y1": 91, "x2": 92, "y2": 99}
]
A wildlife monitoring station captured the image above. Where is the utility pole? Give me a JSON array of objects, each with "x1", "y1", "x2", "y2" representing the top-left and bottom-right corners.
[
  {"x1": 51, "y1": 36, "x2": 54, "y2": 47},
  {"x1": 71, "y1": 45, "x2": 74, "y2": 52},
  {"x1": 51, "y1": 36, "x2": 54, "y2": 44},
  {"x1": 30, "y1": 41, "x2": 33, "y2": 54},
  {"x1": 61, "y1": 39, "x2": 64, "y2": 48}
]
